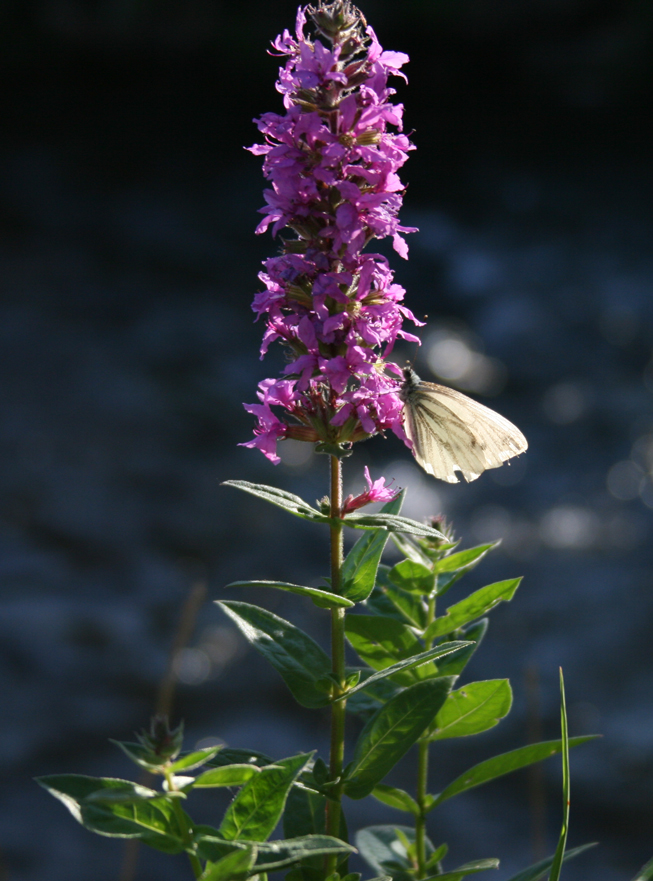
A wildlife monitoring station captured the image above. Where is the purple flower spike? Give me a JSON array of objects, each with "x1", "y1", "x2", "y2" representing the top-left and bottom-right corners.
[{"x1": 243, "y1": 1, "x2": 420, "y2": 463}]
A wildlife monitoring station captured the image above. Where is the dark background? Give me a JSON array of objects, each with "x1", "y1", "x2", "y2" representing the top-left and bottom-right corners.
[{"x1": 1, "y1": 1, "x2": 652, "y2": 879}]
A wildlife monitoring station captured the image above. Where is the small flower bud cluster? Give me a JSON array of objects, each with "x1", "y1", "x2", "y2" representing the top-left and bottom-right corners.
[
  {"x1": 242, "y1": 1, "x2": 421, "y2": 464},
  {"x1": 136, "y1": 715, "x2": 184, "y2": 766}
]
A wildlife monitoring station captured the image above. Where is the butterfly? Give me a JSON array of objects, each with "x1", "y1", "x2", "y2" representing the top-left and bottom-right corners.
[{"x1": 399, "y1": 366, "x2": 528, "y2": 483}]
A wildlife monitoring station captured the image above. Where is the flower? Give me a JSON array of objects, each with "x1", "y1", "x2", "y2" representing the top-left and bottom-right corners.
[
  {"x1": 342, "y1": 466, "x2": 400, "y2": 514},
  {"x1": 243, "y1": 1, "x2": 421, "y2": 463}
]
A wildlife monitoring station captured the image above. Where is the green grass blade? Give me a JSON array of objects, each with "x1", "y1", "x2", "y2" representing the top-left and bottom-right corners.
[
  {"x1": 632, "y1": 856, "x2": 653, "y2": 881},
  {"x1": 502, "y1": 843, "x2": 597, "y2": 881},
  {"x1": 548, "y1": 668, "x2": 570, "y2": 881}
]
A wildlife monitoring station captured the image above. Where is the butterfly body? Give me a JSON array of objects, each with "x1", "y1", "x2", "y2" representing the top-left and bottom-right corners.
[{"x1": 399, "y1": 366, "x2": 528, "y2": 483}]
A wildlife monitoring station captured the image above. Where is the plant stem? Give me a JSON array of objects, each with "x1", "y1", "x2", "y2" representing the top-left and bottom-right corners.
[
  {"x1": 415, "y1": 581, "x2": 437, "y2": 878},
  {"x1": 415, "y1": 738, "x2": 429, "y2": 879},
  {"x1": 164, "y1": 768, "x2": 203, "y2": 879},
  {"x1": 325, "y1": 454, "x2": 346, "y2": 876}
]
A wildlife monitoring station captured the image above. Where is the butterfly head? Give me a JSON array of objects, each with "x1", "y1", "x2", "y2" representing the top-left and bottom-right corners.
[{"x1": 399, "y1": 365, "x2": 421, "y2": 400}]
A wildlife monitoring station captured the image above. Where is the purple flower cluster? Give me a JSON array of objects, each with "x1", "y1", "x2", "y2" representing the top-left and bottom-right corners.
[{"x1": 242, "y1": 2, "x2": 421, "y2": 464}]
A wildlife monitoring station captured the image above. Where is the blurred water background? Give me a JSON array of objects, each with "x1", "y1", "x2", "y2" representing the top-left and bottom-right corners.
[{"x1": 1, "y1": 0, "x2": 652, "y2": 878}]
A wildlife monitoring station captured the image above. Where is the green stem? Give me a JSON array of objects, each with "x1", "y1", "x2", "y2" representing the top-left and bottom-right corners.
[
  {"x1": 164, "y1": 768, "x2": 203, "y2": 879},
  {"x1": 415, "y1": 739, "x2": 429, "y2": 879},
  {"x1": 415, "y1": 580, "x2": 437, "y2": 878},
  {"x1": 325, "y1": 454, "x2": 346, "y2": 877}
]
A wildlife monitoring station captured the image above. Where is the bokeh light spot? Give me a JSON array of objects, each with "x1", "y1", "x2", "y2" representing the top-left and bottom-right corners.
[
  {"x1": 606, "y1": 460, "x2": 644, "y2": 501},
  {"x1": 279, "y1": 439, "x2": 314, "y2": 467},
  {"x1": 173, "y1": 647, "x2": 211, "y2": 685},
  {"x1": 542, "y1": 381, "x2": 588, "y2": 424},
  {"x1": 540, "y1": 505, "x2": 598, "y2": 549}
]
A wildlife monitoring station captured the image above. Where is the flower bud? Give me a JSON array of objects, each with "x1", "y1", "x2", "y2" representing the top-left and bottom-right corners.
[{"x1": 136, "y1": 715, "x2": 184, "y2": 764}]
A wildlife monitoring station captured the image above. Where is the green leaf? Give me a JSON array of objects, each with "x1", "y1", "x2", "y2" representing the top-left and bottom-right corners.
[
  {"x1": 194, "y1": 764, "x2": 261, "y2": 788},
  {"x1": 84, "y1": 783, "x2": 162, "y2": 804},
  {"x1": 170, "y1": 746, "x2": 223, "y2": 773},
  {"x1": 503, "y1": 843, "x2": 597, "y2": 881},
  {"x1": 200, "y1": 846, "x2": 257, "y2": 881},
  {"x1": 388, "y1": 559, "x2": 435, "y2": 596},
  {"x1": 429, "y1": 736, "x2": 599, "y2": 809},
  {"x1": 435, "y1": 543, "x2": 499, "y2": 598},
  {"x1": 363, "y1": 569, "x2": 412, "y2": 624},
  {"x1": 424, "y1": 579, "x2": 521, "y2": 641},
  {"x1": 282, "y1": 786, "x2": 349, "y2": 878},
  {"x1": 390, "y1": 532, "x2": 432, "y2": 566},
  {"x1": 217, "y1": 602, "x2": 331, "y2": 708},
  {"x1": 429, "y1": 857, "x2": 499, "y2": 880},
  {"x1": 345, "y1": 675, "x2": 401, "y2": 719},
  {"x1": 208, "y1": 747, "x2": 273, "y2": 768},
  {"x1": 435, "y1": 620, "x2": 488, "y2": 678},
  {"x1": 345, "y1": 614, "x2": 424, "y2": 672},
  {"x1": 195, "y1": 833, "x2": 354, "y2": 873},
  {"x1": 219, "y1": 753, "x2": 312, "y2": 842},
  {"x1": 343, "y1": 513, "x2": 447, "y2": 539},
  {"x1": 283, "y1": 785, "x2": 326, "y2": 839},
  {"x1": 226, "y1": 580, "x2": 354, "y2": 609},
  {"x1": 632, "y1": 856, "x2": 653, "y2": 881},
  {"x1": 428, "y1": 680, "x2": 512, "y2": 741},
  {"x1": 254, "y1": 836, "x2": 355, "y2": 873},
  {"x1": 384, "y1": 583, "x2": 428, "y2": 629},
  {"x1": 341, "y1": 492, "x2": 404, "y2": 602},
  {"x1": 36, "y1": 775, "x2": 186, "y2": 853},
  {"x1": 110, "y1": 740, "x2": 170, "y2": 772},
  {"x1": 426, "y1": 843, "x2": 449, "y2": 872},
  {"x1": 548, "y1": 669, "x2": 570, "y2": 881},
  {"x1": 193, "y1": 832, "x2": 248, "y2": 863},
  {"x1": 371, "y1": 784, "x2": 419, "y2": 816},
  {"x1": 390, "y1": 590, "x2": 429, "y2": 630},
  {"x1": 370, "y1": 565, "x2": 428, "y2": 628},
  {"x1": 356, "y1": 825, "x2": 436, "y2": 881},
  {"x1": 345, "y1": 678, "x2": 455, "y2": 799},
  {"x1": 335, "y1": 643, "x2": 470, "y2": 702},
  {"x1": 222, "y1": 480, "x2": 330, "y2": 524}
]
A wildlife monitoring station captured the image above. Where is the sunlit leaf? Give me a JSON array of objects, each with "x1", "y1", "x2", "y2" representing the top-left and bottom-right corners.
[
  {"x1": 200, "y1": 846, "x2": 257, "y2": 881},
  {"x1": 341, "y1": 492, "x2": 404, "y2": 602},
  {"x1": 219, "y1": 753, "x2": 312, "y2": 842},
  {"x1": 424, "y1": 579, "x2": 521, "y2": 641},
  {"x1": 194, "y1": 764, "x2": 261, "y2": 788},
  {"x1": 343, "y1": 512, "x2": 447, "y2": 539},
  {"x1": 226, "y1": 580, "x2": 354, "y2": 609},
  {"x1": 345, "y1": 678, "x2": 454, "y2": 799},
  {"x1": 222, "y1": 480, "x2": 330, "y2": 524},
  {"x1": 428, "y1": 680, "x2": 512, "y2": 741},
  {"x1": 36, "y1": 774, "x2": 185, "y2": 853},
  {"x1": 217, "y1": 601, "x2": 331, "y2": 708},
  {"x1": 170, "y1": 747, "x2": 223, "y2": 773},
  {"x1": 429, "y1": 736, "x2": 599, "y2": 809},
  {"x1": 371, "y1": 784, "x2": 419, "y2": 816},
  {"x1": 335, "y1": 643, "x2": 469, "y2": 702}
]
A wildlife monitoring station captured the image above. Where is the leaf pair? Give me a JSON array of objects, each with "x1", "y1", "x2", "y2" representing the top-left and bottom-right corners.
[
  {"x1": 224, "y1": 481, "x2": 445, "y2": 541},
  {"x1": 218, "y1": 600, "x2": 469, "y2": 710},
  {"x1": 36, "y1": 752, "x2": 321, "y2": 860}
]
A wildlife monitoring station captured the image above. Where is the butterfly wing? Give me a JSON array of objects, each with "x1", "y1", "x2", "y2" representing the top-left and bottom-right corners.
[{"x1": 403, "y1": 381, "x2": 528, "y2": 483}]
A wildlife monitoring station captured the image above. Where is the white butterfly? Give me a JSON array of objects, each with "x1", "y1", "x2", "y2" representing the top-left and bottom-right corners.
[{"x1": 399, "y1": 366, "x2": 528, "y2": 483}]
